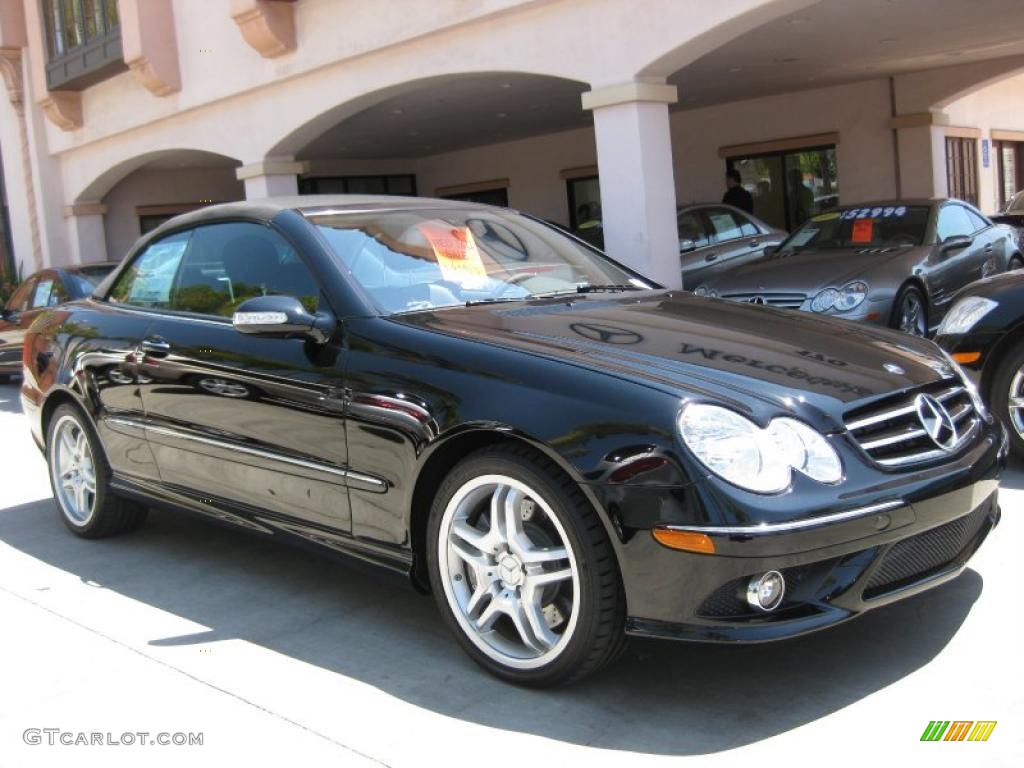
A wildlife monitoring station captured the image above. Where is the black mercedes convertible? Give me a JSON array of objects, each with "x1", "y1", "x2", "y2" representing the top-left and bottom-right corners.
[{"x1": 20, "y1": 196, "x2": 1005, "y2": 686}]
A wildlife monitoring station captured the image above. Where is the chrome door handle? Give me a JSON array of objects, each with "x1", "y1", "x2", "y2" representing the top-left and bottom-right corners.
[
  {"x1": 140, "y1": 337, "x2": 171, "y2": 356},
  {"x1": 748, "y1": 239, "x2": 760, "y2": 247},
  {"x1": 705, "y1": 253, "x2": 718, "y2": 261}
]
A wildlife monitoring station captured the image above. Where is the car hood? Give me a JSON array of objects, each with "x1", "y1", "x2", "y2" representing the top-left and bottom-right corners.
[
  {"x1": 701, "y1": 246, "x2": 920, "y2": 293},
  {"x1": 394, "y1": 291, "x2": 952, "y2": 424}
]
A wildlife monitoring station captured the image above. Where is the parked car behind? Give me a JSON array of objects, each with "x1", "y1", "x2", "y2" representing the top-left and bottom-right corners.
[
  {"x1": 571, "y1": 203, "x2": 785, "y2": 286},
  {"x1": 990, "y1": 189, "x2": 1024, "y2": 253},
  {"x1": 0, "y1": 263, "x2": 119, "y2": 383},
  {"x1": 695, "y1": 199, "x2": 1023, "y2": 336},
  {"x1": 21, "y1": 196, "x2": 1004, "y2": 686},
  {"x1": 935, "y1": 270, "x2": 1024, "y2": 458}
]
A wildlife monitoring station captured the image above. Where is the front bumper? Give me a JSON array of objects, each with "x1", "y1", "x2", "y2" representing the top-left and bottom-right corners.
[{"x1": 612, "y1": 420, "x2": 1005, "y2": 643}]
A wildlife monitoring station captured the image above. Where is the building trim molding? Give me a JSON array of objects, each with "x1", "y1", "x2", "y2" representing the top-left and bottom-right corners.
[
  {"x1": 231, "y1": 0, "x2": 297, "y2": 58},
  {"x1": 236, "y1": 158, "x2": 309, "y2": 181},
  {"x1": 559, "y1": 165, "x2": 598, "y2": 180},
  {"x1": 718, "y1": 132, "x2": 840, "y2": 159},
  {"x1": 63, "y1": 203, "x2": 108, "y2": 218},
  {"x1": 581, "y1": 82, "x2": 678, "y2": 111},
  {"x1": 435, "y1": 178, "x2": 510, "y2": 197},
  {"x1": 991, "y1": 129, "x2": 1024, "y2": 143},
  {"x1": 889, "y1": 111, "x2": 951, "y2": 130},
  {"x1": 121, "y1": 0, "x2": 181, "y2": 97},
  {"x1": 943, "y1": 125, "x2": 981, "y2": 140},
  {"x1": 0, "y1": 46, "x2": 23, "y2": 108}
]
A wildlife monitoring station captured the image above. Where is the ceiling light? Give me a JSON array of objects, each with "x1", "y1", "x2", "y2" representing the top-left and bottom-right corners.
[
  {"x1": 879, "y1": 38, "x2": 896, "y2": 44},
  {"x1": 773, "y1": 57, "x2": 801, "y2": 63},
  {"x1": 391, "y1": 108, "x2": 404, "y2": 115},
  {"x1": 787, "y1": 17, "x2": 809, "y2": 25},
  {"x1": 496, "y1": 112, "x2": 507, "y2": 118},
  {"x1": 407, "y1": 130, "x2": 419, "y2": 136},
  {"x1": 729, "y1": 66, "x2": 743, "y2": 73},
  {"x1": 499, "y1": 83, "x2": 511, "y2": 89}
]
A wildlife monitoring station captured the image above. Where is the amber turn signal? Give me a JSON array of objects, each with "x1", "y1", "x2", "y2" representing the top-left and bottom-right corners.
[
  {"x1": 652, "y1": 528, "x2": 716, "y2": 554},
  {"x1": 952, "y1": 351, "x2": 981, "y2": 364}
]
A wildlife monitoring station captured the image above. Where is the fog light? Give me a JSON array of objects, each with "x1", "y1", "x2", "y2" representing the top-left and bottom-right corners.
[{"x1": 746, "y1": 570, "x2": 785, "y2": 612}]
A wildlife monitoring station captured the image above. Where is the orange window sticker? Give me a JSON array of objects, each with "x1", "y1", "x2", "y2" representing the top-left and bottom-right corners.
[
  {"x1": 851, "y1": 218, "x2": 874, "y2": 244},
  {"x1": 418, "y1": 222, "x2": 488, "y2": 283}
]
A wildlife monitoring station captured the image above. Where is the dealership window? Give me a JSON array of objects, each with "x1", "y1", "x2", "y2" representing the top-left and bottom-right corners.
[
  {"x1": 441, "y1": 187, "x2": 509, "y2": 207},
  {"x1": 726, "y1": 146, "x2": 838, "y2": 232},
  {"x1": 567, "y1": 176, "x2": 601, "y2": 231},
  {"x1": 42, "y1": 0, "x2": 125, "y2": 90},
  {"x1": 298, "y1": 175, "x2": 417, "y2": 196},
  {"x1": 996, "y1": 140, "x2": 1023, "y2": 208},
  {"x1": 945, "y1": 137, "x2": 979, "y2": 207}
]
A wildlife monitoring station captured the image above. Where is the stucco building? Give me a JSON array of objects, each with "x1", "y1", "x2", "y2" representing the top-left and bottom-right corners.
[{"x1": 0, "y1": 0, "x2": 1023, "y2": 289}]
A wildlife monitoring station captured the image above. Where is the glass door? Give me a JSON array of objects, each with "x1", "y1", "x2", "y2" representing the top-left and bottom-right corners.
[{"x1": 728, "y1": 145, "x2": 838, "y2": 231}]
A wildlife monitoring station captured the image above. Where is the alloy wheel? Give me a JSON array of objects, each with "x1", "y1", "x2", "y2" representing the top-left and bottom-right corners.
[
  {"x1": 1007, "y1": 367, "x2": 1024, "y2": 441},
  {"x1": 899, "y1": 292, "x2": 927, "y2": 336},
  {"x1": 50, "y1": 414, "x2": 97, "y2": 524},
  {"x1": 437, "y1": 474, "x2": 580, "y2": 670}
]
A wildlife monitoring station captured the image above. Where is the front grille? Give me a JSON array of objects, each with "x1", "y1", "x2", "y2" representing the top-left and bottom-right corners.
[
  {"x1": 721, "y1": 292, "x2": 806, "y2": 309},
  {"x1": 844, "y1": 381, "x2": 980, "y2": 468},
  {"x1": 863, "y1": 503, "x2": 992, "y2": 597}
]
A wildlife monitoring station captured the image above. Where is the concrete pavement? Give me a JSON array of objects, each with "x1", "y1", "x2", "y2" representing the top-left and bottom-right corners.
[{"x1": 0, "y1": 381, "x2": 1021, "y2": 767}]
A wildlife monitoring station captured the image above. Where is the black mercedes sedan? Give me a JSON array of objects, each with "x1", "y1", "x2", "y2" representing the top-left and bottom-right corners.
[
  {"x1": 1, "y1": 262, "x2": 119, "y2": 383},
  {"x1": 20, "y1": 196, "x2": 1005, "y2": 686},
  {"x1": 935, "y1": 270, "x2": 1024, "y2": 459}
]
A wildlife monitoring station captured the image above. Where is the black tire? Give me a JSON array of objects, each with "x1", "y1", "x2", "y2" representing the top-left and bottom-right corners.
[
  {"x1": 427, "y1": 444, "x2": 626, "y2": 687},
  {"x1": 890, "y1": 284, "x2": 928, "y2": 336},
  {"x1": 990, "y1": 341, "x2": 1024, "y2": 460},
  {"x1": 45, "y1": 403, "x2": 148, "y2": 538},
  {"x1": 1008, "y1": 255, "x2": 1024, "y2": 272},
  {"x1": 0, "y1": 373, "x2": 10, "y2": 385}
]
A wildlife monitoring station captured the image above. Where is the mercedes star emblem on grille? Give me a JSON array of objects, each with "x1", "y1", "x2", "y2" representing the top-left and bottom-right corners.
[
  {"x1": 749, "y1": 296, "x2": 766, "y2": 305},
  {"x1": 914, "y1": 393, "x2": 957, "y2": 451}
]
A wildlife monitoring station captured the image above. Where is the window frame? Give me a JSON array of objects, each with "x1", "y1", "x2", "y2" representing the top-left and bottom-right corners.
[
  {"x1": 42, "y1": 0, "x2": 126, "y2": 91},
  {"x1": 702, "y1": 206, "x2": 756, "y2": 245}
]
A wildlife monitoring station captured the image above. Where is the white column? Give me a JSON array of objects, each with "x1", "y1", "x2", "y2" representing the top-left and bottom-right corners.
[
  {"x1": 891, "y1": 111, "x2": 949, "y2": 199},
  {"x1": 236, "y1": 157, "x2": 309, "y2": 199},
  {"x1": 583, "y1": 82, "x2": 681, "y2": 289},
  {"x1": 62, "y1": 203, "x2": 108, "y2": 265}
]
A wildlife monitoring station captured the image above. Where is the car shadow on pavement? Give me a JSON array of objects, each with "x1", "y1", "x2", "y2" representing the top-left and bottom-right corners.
[{"x1": 0, "y1": 497, "x2": 983, "y2": 756}]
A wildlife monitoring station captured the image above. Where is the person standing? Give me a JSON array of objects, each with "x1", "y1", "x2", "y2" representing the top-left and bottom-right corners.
[{"x1": 722, "y1": 169, "x2": 753, "y2": 213}]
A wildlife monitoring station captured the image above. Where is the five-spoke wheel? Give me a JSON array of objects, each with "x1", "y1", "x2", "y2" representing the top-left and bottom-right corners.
[{"x1": 428, "y1": 446, "x2": 625, "y2": 686}]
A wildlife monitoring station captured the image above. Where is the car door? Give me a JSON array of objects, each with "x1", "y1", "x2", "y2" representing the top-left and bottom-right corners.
[
  {"x1": 930, "y1": 203, "x2": 988, "y2": 311},
  {"x1": 963, "y1": 205, "x2": 1006, "y2": 274},
  {"x1": 677, "y1": 209, "x2": 714, "y2": 287},
  {"x1": 134, "y1": 220, "x2": 353, "y2": 533}
]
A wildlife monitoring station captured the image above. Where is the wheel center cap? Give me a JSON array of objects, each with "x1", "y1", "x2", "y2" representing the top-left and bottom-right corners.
[{"x1": 498, "y1": 554, "x2": 524, "y2": 587}]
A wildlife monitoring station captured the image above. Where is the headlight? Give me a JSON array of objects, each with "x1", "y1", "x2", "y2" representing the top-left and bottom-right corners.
[
  {"x1": 678, "y1": 404, "x2": 842, "y2": 494},
  {"x1": 811, "y1": 281, "x2": 868, "y2": 313},
  {"x1": 938, "y1": 349, "x2": 989, "y2": 420},
  {"x1": 936, "y1": 296, "x2": 997, "y2": 336},
  {"x1": 833, "y1": 281, "x2": 869, "y2": 312}
]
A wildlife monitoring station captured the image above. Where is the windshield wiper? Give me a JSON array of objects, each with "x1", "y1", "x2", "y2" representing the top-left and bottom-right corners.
[
  {"x1": 574, "y1": 284, "x2": 640, "y2": 293},
  {"x1": 463, "y1": 297, "x2": 528, "y2": 307}
]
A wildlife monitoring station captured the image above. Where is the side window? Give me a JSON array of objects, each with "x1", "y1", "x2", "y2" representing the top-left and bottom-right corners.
[
  {"x1": 705, "y1": 208, "x2": 746, "y2": 243},
  {"x1": 736, "y1": 214, "x2": 760, "y2": 237},
  {"x1": 48, "y1": 278, "x2": 70, "y2": 306},
  {"x1": 936, "y1": 205, "x2": 975, "y2": 241},
  {"x1": 30, "y1": 278, "x2": 55, "y2": 309},
  {"x1": 109, "y1": 230, "x2": 192, "y2": 308},
  {"x1": 170, "y1": 222, "x2": 319, "y2": 317},
  {"x1": 677, "y1": 211, "x2": 710, "y2": 248},
  {"x1": 965, "y1": 207, "x2": 989, "y2": 232},
  {"x1": 6, "y1": 277, "x2": 37, "y2": 312}
]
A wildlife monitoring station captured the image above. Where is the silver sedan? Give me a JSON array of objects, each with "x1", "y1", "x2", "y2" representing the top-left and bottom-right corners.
[{"x1": 694, "y1": 198, "x2": 1024, "y2": 336}]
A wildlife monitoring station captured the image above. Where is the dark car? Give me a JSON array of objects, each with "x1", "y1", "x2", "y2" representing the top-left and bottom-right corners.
[
  {"x1": 695, "y1": 199, "x2": 1023, "y2": 336},
  {"x1": 990, "y1": 189, "x2": 1024, "y2": 253},
  {"x1": 0, "y1": 263, "x2": 119, "y2": 382},
  {"x1": 571, "y1": 203, "x2": 785, "y2": 287},
  {"x1": 935, "y1": 269, "x2": 1024, "y2": 459},
  {"x1": 21, "y1": 196, "x2": 1004, "y2": 686}
]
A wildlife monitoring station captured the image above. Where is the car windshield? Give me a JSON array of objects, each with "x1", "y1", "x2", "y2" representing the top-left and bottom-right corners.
[
  {"x1": 310, "y1": 207, "x2": 654, "y2": 314},
  {"x1": 778, "y1": 205, "x2": 931, "y2": 253}
]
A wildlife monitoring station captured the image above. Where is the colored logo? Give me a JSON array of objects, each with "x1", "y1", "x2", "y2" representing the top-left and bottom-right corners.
[{"x1": 920, "y1": 721, "x2": 997, "y2": 742}]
